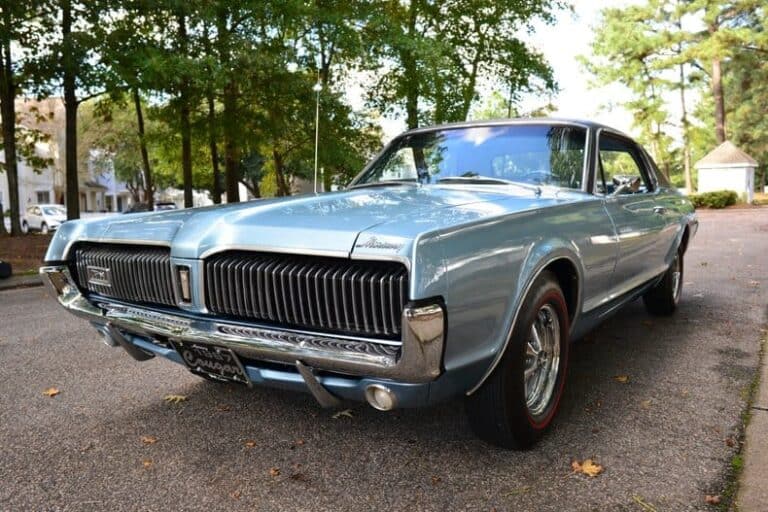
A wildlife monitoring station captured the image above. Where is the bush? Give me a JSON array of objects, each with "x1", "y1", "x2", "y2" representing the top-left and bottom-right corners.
[{"x1": 689, "y1": 190, "x2": 738, "y2": 209}]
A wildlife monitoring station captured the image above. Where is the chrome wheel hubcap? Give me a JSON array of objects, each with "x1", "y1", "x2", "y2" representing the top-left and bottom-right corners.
[{"x1": 524, "y1": 304, "x2": 561, "y2": 417}]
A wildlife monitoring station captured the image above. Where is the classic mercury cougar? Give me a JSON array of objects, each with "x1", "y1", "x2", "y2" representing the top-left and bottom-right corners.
[{"x1": 41, "y1": 119, "x2": 697, "y2": 448}]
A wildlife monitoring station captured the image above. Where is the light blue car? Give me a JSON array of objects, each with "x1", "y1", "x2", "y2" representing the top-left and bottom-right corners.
[{"x1": 41, "y1": 119, "x2": 697, "y2": 448}]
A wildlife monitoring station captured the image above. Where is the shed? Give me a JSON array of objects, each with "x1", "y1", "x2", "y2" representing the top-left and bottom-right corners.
[{"x1": 695, "y1": 141, "x2": 758, "y2": 202}]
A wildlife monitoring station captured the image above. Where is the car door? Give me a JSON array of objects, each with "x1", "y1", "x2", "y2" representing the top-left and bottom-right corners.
[
  {"x1": 28, "y1": 206, "x2": 42, "y2": 230},
  {"x1": 596, "y1": 131, "x2": 668, "y2": 293}
]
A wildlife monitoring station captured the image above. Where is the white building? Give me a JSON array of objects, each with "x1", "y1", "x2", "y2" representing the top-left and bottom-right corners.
[
  {"x1": 0, "y1": 144, "x2": 57, "y2": 214},
  {"x1": 695, "y1": 141, "x2": 758, "y2": 203}
]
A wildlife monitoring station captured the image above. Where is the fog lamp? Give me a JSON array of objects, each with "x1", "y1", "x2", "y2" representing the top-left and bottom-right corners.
[{"x1": 365, "y1": 384, "x2": 397, "y2": 411}]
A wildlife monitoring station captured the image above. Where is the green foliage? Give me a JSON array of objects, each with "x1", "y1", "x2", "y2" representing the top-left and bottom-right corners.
[
  {"x1": 585, "y1": 0, "x2": 768, "y2": 192},
  {"x1": 365, "y1": 0, "x2": 561, "y2": 128},
  {"x1": 689, "y1": 190, "x2": 738, "y2": 209}
]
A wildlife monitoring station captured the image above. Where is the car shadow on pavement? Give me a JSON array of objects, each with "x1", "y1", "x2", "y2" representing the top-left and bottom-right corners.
[{"x1": 101, "y1": 298, "x2": 714, "y2": 457}]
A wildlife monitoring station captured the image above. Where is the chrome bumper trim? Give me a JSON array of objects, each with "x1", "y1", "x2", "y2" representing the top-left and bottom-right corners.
[{"x1": 40, "y1": 265, "x2": 445, "y2": 383}]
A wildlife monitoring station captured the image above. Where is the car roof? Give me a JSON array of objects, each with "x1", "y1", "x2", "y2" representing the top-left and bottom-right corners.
[{"x1": 401, "y1": 117, "x2": 631, "y2": 138}]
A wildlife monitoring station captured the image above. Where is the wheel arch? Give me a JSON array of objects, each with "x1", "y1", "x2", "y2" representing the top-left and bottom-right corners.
[{"x1": 466, "y1": 248, "x2": 583, "y2": 396}]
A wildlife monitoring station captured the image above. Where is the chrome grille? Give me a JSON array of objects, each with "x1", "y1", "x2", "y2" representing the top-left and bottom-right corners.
[
  {"x1": 73, "y1": 244, "x2": 176, "y2": 307},
  {"x1": 204, "y1": 252, "x2": 408, "y2": 339}
]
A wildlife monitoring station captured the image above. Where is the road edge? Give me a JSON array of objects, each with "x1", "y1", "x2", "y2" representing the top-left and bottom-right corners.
[
  {"x1": 0, "y1": 274, "x2": 43, "y2": 291},
  {"x1": 734, "y1": 330, "x2": 768, "y2": 511}
]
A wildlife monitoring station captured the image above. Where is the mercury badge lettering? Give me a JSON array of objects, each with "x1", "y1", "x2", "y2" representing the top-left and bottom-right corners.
[{"x1": 40, "y1": 118, "x2": 697, "y2": 449}]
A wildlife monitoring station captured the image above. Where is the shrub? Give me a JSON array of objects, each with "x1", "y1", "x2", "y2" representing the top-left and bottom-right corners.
[{"x1": 689, "y1": 190, "x2": 738, "y2": 209}]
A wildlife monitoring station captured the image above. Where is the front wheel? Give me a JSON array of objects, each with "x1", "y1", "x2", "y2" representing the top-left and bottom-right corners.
[
  {"x1": 40, "y1": 222, "x2": 49, "y2": 235},
  {"x1": 466, "y1": 271, "x2": 570, "y2": 449},
  {"x1": 21, "y1": 221, "x2": 28, "y2": 234},
  {"x1": 642, "y1": 249, "x2": 683, "y2": 316}
]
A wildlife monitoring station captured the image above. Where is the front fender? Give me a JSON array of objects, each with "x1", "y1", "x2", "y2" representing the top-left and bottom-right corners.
[
  {"x1": 463, "y1": 240, "x2": 584, "y2": 395},
  {"x1": 422, "y1": 204, "x2": 594, "y2": 400}
]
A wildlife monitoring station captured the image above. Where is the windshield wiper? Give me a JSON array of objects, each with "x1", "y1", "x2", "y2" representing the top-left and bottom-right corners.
[
  {"x1": 436, "y1": 176, "x2": 516, "y2": 185},
  {"x1": 436, "y1": 176, "x2": 542, "y2": 194},
  {"x1": 348, "y1": 180, "x2": 418, "y2": 190}
]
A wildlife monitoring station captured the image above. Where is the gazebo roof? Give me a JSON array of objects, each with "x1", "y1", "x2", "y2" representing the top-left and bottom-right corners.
[{"x1": 695, "y1": 141, "x2": 757, "y2": 168}]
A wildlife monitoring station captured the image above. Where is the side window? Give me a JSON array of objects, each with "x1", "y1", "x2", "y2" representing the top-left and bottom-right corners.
[{"x1": 596, "y1": 133, "x2": 654, "y2": 195}]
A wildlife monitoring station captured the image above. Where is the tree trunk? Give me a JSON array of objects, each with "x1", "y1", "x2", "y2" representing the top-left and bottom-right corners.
[
  {"x1": 223, "y1": 83, "x2": 240, "y2": 203},
  {"x1": 62, "y1": 0, "x2": 80, "y2": 220},
  {"x1": 0, "y1": 22, "x2": 20, "y2": 235},
  {"x1": 403, "y1": 0, "x2": 419, "y2": 129},
  {"x1": 222, "y1": 80, "x2": 239, "y2": 202},
  {"x1": 177, "y1": 13, "x2": 193, "y2": 208},
  {"x1": 132, "y1": 87, "x2": 153, "y2": 208},
  {"x1": 216, "y1": 10, "x2": 239, "y2": 203},
  {"x1": 679, "y1": 63, "x2": 693, "y2": 192},
  {"x1": 712, "y1": 58, "x2": 726, "y2": 144},
  {"x1": 207, "y1": 91, "x2": 222, "y2": 204},
  {"x1": 273, "y1": 149, "x2": 290, "y2": 197}
]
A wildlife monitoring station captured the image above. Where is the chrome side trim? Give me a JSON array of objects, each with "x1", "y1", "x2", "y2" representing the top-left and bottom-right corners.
[{"x1": 41, "y1": 266, "x2": 445, "y2": 383}]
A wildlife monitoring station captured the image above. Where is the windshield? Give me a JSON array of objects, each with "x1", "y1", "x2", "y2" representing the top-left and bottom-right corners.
[
  {"x1": 43, "y1": 206, "x2": 66, "y2": 216},
  {"x1": 353, "y1": 124, "x2": 587, "y2": 189}
]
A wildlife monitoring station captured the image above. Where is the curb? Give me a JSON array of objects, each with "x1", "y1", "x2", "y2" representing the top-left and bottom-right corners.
[
  {"x1": 0, "y1": 274, "x2": 44, "y2": 291},
  {"x1": 737, "y1": 334, "x2": 768, "y2": 510}
]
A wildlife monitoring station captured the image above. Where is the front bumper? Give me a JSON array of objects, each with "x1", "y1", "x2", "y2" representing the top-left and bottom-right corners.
[{"x1": 40, "y1": 265, "x2": 445, "y2": 406}]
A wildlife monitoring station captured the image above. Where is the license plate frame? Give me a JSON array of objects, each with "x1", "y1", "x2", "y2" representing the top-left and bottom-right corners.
[{"x1": 171, "y1": 341, "x2": 251, "y2": 385}]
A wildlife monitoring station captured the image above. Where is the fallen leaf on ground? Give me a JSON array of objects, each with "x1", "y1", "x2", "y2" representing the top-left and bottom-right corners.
[
  {"x1": 705, "y1": 495, "x2": 721, "y2": 505},
  {"x1": 216, "y1": 404, "x2": 231, "y2": 412},
  {"x1": 289, "y1": 472, "x2": 308, "y2": 482},
  {"x1": 141, "y1": 435, "x2": 158, "y2": 445},
  {"x1": 269, "y1": 467, "x2": 280, "y2": 477},
  {"x1": 431, "y1": 476, "x2": 442, "y2": 485},
  {"x1": 243, "y1": 440, "x2": 257, "y2": 448},
  {"x1": 613, "y1": 375, "x2": 630, "y2": 384},
  {"x1": 725, "y1": 438, "x2": 735, "y2": 447},
  {"x1": 42, "y1": 387, "x2": 60, "y2": 397},
  {"x1": 164, "y1": 394, "x2": 188, "y2": 403},
  {"x1": 332, "y1": 409, "x2": 354, "y2": 419},
  {"x1": 230, "y1": 490, "x2": 241, "y2": 500},
  {"x1": 142, "y1": 459, "x2": 153, "y2": 469},
  {"x1": 571, "y1": 459, "x2": 604, "y2": 477},
  {"x1": 641, "y1": 400, "x2": 652, "y2": 409},
  {"x1": 632, "y1": 495, "x2": 658, "y2": 512}
]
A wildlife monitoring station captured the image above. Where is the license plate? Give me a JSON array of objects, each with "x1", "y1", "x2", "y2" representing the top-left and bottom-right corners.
[{"x1": 172, "y1": 341, "x2": 250, "y2": 385}]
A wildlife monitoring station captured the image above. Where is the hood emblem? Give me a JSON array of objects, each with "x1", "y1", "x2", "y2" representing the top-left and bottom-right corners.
[
  {"x1": 356, "y1": 236, "x2": 403, "y2": 251},
  {"x1": 86, "y1": 266, "x2": 112, "y2": 287}
]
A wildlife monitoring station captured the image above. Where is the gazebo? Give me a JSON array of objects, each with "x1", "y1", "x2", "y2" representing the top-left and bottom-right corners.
[{"x1": 695, "y1": 141, "x2": 758, "y2": 202}]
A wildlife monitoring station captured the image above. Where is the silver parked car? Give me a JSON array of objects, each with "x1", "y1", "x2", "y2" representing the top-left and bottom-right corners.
[
  {"x1": 40, "y1": 119, "x2": 697, "y2": 448},
  {"x1": 23, "y1": 204, "x2": 66, "y2": 234}
]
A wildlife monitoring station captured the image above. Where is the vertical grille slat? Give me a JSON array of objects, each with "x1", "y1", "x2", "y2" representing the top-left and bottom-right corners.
[
  {"x1": 203, "y1": 252, "x2": 409, "y2": 339},
  {"x1": 73, "y1": 244, "x2": 175, "y2": 307}
]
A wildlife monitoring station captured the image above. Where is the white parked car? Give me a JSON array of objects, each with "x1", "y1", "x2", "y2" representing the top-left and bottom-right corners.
[{"x1": 22, "y1": 204, "x2": 66, "y2": 234}]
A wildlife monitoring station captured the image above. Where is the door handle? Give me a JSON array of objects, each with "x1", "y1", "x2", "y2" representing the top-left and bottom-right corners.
[{"x1": 653, "y1": 206, "x2": 667, "y2": 215}]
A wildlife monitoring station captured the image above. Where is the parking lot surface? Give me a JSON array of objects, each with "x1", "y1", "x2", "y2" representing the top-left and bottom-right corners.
[{"x1": 1, "y1": 209, "x2": 766, "y2": 511}]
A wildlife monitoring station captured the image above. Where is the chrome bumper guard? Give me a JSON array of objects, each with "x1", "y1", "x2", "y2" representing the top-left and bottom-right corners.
[{"x1": 40, "y1": 265, "x2": 445, "y2": 383}]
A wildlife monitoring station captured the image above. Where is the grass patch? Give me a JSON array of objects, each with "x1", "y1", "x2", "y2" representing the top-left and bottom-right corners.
[{"x1": 718, "y1": 333, "x2": 766, "y2": 511}]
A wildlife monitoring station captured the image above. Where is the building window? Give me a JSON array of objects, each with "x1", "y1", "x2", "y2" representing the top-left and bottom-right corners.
[{"x1": 36, "y1": 191, "x2": 51, "y2": 204}]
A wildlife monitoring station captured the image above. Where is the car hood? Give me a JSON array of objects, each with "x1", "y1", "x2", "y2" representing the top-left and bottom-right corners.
[{"x1": 48, "y1": 186, "x2": 584, "y2": 261}]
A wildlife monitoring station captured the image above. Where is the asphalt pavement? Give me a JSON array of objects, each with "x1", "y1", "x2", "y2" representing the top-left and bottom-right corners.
[{"x1": 1, "y1": 209, "x2": 766, "y2": 511}]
